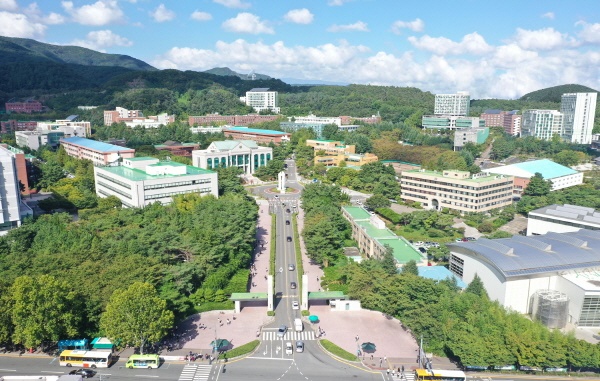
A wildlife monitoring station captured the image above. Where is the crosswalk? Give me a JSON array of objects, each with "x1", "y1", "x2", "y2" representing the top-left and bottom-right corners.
[
  {"x1": 178, "y1": 364, "x2": 213, "y2": 381},
  {"x1": 262, "y1": 331, "x2": 316, "y2": 341}
]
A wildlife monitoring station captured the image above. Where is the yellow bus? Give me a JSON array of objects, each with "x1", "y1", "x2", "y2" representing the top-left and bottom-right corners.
[
  {"x1": 415, "y1": 368, "x2": 466, "y2": 381},
  {"x1": 126, "y1": 354, "x2": 161, "y2": 369},
  {"x1": 59, "y1": 350, "x2": 112, "y2": 368}
]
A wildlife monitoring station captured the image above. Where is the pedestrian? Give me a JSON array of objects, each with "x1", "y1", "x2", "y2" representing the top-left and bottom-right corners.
[
  {"x1": 355, "y1": 335, "x2": 359, "y2": 342},
  {"x1": 371, "y1": 354, "x2": 373, "y2": 360},
  {"x1": 226, "y1": 318, "x2": 230, "y2": 325},
  {"x1": 386, "y1": 369, "x2": 390, "y2": 375},
  {"x1": 384, "y1": 356, "x2": 387, "y2": 362}
]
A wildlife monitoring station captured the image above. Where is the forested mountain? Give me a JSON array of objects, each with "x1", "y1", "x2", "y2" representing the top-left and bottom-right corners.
[
  {"x1": 520, "y1": 84, "x2": 598, "y2": 102},
  {"x1": 203, "y1": 67, "x2": 272, "y2": 80},
  {"x1": 0, "y1": 36, "x2": 155, "y2": 70}
]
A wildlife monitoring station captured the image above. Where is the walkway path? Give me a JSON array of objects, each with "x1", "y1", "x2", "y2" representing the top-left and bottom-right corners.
[
  {"x1": 249, "y1": 199, "x2": 271, "y2": 293},
  {"x1": 296, "y1": 205, "x2": 324, "y2": 291}
]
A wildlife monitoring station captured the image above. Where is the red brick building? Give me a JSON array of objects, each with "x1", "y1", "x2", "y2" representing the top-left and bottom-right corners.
[
  {"x1": 188, "y1": 114, "x2": 280, "y2": 126},
  {"x1": 0, "y1": 120, "x2": 38, "y2": 133},
  {"x1": 222, "y1": 126, "x2": 291, "y2": 144},
  {"x1": 5, "y1": 99, "x2": 43, "y2": 114},
  {"x1": 154, "y1": 141, "x2": 200, "y2": 157},
  {"x1": 480, "y1": 110, "x2": 521, "y2": 136}
]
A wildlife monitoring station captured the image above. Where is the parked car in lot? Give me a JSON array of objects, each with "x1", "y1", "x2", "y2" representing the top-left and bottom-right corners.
[
  {"x1": 414, "y1": 241, "x2": 424, "y2": 246},
  {"x1": 466, "y1": 237, "x2": 476, "y2": 241},
  {"x1": 419, "y1": 247, "x2": 427, "y2": 253}
]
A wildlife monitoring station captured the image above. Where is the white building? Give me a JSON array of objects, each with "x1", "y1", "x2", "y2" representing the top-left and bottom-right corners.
[
  {"x1": 192, "y1": 140, "x2": 272, "y2": 175},
  {"x1": 290, "y1": 114, "x2": 342, "y2": 126},
  {"x1": 434, "y1": 92, "x2": 470, "y2": 116},
  {"x1": 0, "y1": 145, "x2": 32, "y2": 233},
  {"x1": 94, "y1": 157, "x2": 218, "y2": 208},
  {"x1": 521, "y1": 110, "x2": 564, "y2": 141},
  {"x1": 190, "y1": 126, "x2": 223, "y2": 134},
  {"x1": 240, "y1": 88, "x2": 280, "y2": 114},
  {"x1": 527, "y1": 204, "x2": 600, "y2": 235},
  {"x1": 449, "y1": 230, "x2": 600, "y2": 328},
  {"x1": 561, "y1": 92, "x2": 597, "y2": 144},
  {"x1": 123, "y1": 113, "x2": 175, "y2": 128},
  {"x1": 15, "y1": 118, "x2": 90, "y2": 151}
]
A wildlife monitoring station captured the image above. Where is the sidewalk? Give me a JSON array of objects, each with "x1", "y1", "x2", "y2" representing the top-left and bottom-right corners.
[
  {"x1": 296, "y1": 205, "x2": 323, "y2": 291},
  {"x1": 249, "y1": 199, "x2": 271, "y2": 293}
]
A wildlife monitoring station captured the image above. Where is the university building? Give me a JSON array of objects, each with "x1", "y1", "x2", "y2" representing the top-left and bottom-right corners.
[
  {"x1": 400, "y1": 169, "x2": 513, "y2": 213},
  {"x1": 60, "y1": 137, "x2": 135, "y2": 166},
  {"x1": 94, "y1": 157, "x2": 218, "y2": 208},
  {"x1": 240, "y1": 88, "x2": 280, "y2": 114},
  {"x1": 222, "y1": 126, "x2": 291, "y2": 144},
  {"x1": 192, "y1": 140, "x2": 273, "y2": 175}
]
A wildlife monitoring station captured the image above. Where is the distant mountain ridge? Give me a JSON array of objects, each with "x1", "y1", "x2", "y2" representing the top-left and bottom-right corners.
[
  {"x1": 0, "y1": 36, "x2": 155, "y2": 71},
  {"x1": 520, "y1": 84, "x2": 598, "y2": 103},
  {"x1": 203, "y1": 67, "x2": 272, "y2": 80}
]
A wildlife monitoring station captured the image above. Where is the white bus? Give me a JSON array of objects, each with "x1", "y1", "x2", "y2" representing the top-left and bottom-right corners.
[{"x1": 59, "y1": 350, "x2": 112, "y2": 368}]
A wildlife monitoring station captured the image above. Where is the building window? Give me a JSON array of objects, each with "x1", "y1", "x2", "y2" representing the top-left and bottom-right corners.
[
  {"x1": 449, "y1": 254, "x2": 464, "y2": 278},
  {"x1": 580, "y1": 296, "x2": 600, "y2": 327}
]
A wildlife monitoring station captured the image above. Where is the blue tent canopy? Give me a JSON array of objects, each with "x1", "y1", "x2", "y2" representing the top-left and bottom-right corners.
[{"x1": 58, "y1": 339, "x2": 89, "y2": 351}]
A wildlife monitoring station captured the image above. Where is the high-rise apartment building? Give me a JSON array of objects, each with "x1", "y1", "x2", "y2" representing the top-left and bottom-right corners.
[
  {"x1": 434, "y1": 92, "x2": 470, "y2": 116},
  {"x1": 560, "y1": 92, "x2": 597, "y2": 144},
  {"x1": 240, "y1": 88, "x2": 280, "y2": 114},
  {"x1": 521, "y1": 110, "x2": 564, "y2": 141}
]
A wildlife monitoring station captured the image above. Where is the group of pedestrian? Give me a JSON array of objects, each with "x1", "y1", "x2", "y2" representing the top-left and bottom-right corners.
[{"x1": 386, "y1": 365, "x2": 406, "y2": 379}]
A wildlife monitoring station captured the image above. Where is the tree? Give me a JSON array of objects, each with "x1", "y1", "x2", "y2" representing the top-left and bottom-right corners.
[
  {"x1": 366, "y1": 194, "x2": 391, "y2": 210},
  {"x1": 37, "y1": 161, "x2": 66, "y2": 189},
  {"x1": 100, "y1": 282, "x2": 174, "y2": 354},
  {"x1": 523, "y1": 172, "x2": 552, "y2": 197},
  {"x1": 401, "y1": 260, "x2": 419, "y2": 276},
  {"x1": 10, "y1": 275, "x2": 81, "y2": 349},
  {"x1": 216, "y1": 167, "x2": 244, "y2": 195},
  {"x1": 322, "y1": 124, "x2": 339, "y2": 140},
  {"x1": 465, "y1": 274, "x2": 488, "y2": 299},
  {"x1": 381, "y1": 245, "x2": 398, "y2": 275}
]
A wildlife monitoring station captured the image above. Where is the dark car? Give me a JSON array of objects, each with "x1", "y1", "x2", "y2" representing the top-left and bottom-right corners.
[
  {"x1": 287, "y1": 236, "x2": 292, "y2": 242},
  {"x1": 70, "y1": 369, "x2": 96, "y2": 378},
  {"x1": 419, "y1": 247, "x2": 427, "y2": 253},
  {"x1": 286, "y1": 208, "x2": 291, "y2": 213},
  {"x1": 286, "y1": 220, "x2": 290, "y2": 225},
  {"x1": 290, "y1": 281, "x2": 297, "y2": 289},
  {"x1": 466, "y1": 237, "x2": 476, "y2": 241}
]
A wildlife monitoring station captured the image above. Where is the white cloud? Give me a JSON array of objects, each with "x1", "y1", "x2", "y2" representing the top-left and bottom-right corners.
[
  {"x1": 152, "y1": 34, "x2": 600, "y2": 100},
  {"x1": 328, "y1": 21, "x2": 369, "y2": 33},
  {"x1": 576, "y1": 21, "x2": 600, "y2": 44},
  {"x1": 284, "y1": 8, "x2": 313, "y2": 25},
  {"x1": 0, "y1": 0, "x2": 17, "y2": 11},
  {"x1": 24, "y1": 3, "x2": 66, "y2": 25},
  {"x1": 150, "y1": 4, "x2": 175, "y2": 22},
  {"x1": 328, "y1": 0, "x2": 351, "y2": 5},
  {"x1": 408, "y1": 32, "x2": 493, "y2": 55},
  {"x1": 511, "y1": 27, "x2": 574, "y2": 50},
  {"x1": 213, "y1": 0, "x2": 251, "y2": 9},
  {"x1": 62, "y1": 0, "x2": 124, "y2": 26},
  {"x1": 191, "y1": 10, "x2": 212, "y2": 21},
  {"x1": 391, "y1": 18, "x2": 424, "y2": 34},
  {"x1": 70, "y1": 29, "x2": 132, "y2": 51},
  {"x1": 541, "y1": 12, "x2": 555, "y2": 20},
  {"x1": 222, "y1": 13, "x2": 273, "y2": 34},
  {"x1": 0, "y1": 11, "x2": 46, "y2": 38}
]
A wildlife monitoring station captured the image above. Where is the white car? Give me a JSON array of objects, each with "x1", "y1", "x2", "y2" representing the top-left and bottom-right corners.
[
  {"x1": 414, "y1": 241, "x2": 425, "y2": 246},
  {"x1": 292, "y1": 301, "x2": 299, "y2": 310},
  {"x1": 285, "y1": 342, "x2": 293, "y2": 355}
]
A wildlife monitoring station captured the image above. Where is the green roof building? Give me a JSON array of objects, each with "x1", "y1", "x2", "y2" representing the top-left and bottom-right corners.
[
  {"x1": 342, "y1": 206, "x2": 424, "y2": 265},
  {"x1": 94, "y1": 157, "x2": 218, "y2": 208}
]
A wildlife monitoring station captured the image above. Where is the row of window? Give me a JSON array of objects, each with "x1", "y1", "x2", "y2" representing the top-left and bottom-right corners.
[
  {"x1": 449, "y1": 255, "x2": 464, "y2": 278},
  {"x1": 401, "y1": 186, "x2": 512, "y2": 203},
  {"x1": 144, "y1": 188, "x2": 212, "y2": 200},
  {"x1": 97, "y1": 172, "x2": 131, "y2": 189},
  {"x1": 401, "y1": 176, "x2": 512, "y2": 191},
  {"x1": 143, "y1": 178, "x2": 211, "y2": 191},
  {"x1": 579, "y1": 296, "x2": 600, "y2": 326},
  {"x1": 98, "y1": 190, "x2": 135, "y2": 208},
  {"x1": 98, "y1": 181, "x2": 132, "y2": 199}
]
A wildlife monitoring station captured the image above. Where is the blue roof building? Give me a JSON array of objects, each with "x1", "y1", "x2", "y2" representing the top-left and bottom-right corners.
[{"x1": 60, "y1": 137, "x2": 136, "y2": 166}]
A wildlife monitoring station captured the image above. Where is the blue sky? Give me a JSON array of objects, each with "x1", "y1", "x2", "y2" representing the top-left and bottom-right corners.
[{"x1": 1, "y1": 0, "x2": 600, "y2": 98}]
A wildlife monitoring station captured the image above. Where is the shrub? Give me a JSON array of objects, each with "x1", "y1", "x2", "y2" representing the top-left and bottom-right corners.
[
  {"x1": 478, "y1": 221, "x2": 494, "y2": 233},
  {"x1": 267, "y1": 310, "x2": 275, "y2": 316},
  {"x1": 320, "y1": 339, "x2": 357, "y2": 361},
  {"x1": 221, "y1": 340, "x2": 259, "y2": 359},
  {"x1": 427, "y1": 228, "x2": 446, "y2": 238}
]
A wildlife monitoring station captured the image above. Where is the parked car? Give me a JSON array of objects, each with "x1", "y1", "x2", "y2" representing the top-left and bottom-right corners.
[
  {"x1": 414, "y1": 241, "x2": 424, "y2": 246},
  {"x1": 466, "y1": 237, "x2": 476, "y2": 241},
  {"x1": 277, "y1": 325, "x2": 287, "y2": 338},
  {"x1": 419, "y1": 247, "x2": 427, "y2": 253}
]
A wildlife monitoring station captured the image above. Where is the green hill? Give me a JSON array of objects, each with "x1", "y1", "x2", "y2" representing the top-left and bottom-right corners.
[
  {"x1": 0, "y1": 36, "x2": 155, "y2": 71},
  {"x1": 204, "y1": 67, "x2": 272, "y2": 80},
  {"x1": 520, "y1": 84, "x2": 598, "y2": 103}
]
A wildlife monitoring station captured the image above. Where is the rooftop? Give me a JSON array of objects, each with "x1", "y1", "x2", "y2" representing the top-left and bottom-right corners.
[
  {"x1": 486, "y1": 159, "x2": 578, "y2": 179},
  {"x1": 418, "y1": 266, "x2": 467, "y2": 288},
  {"x1": 248, "y1": 88, "x2": 270, "y2": 92},
  {"x1": 449, "y1": 230, "x2": 600, "y2": 279},
  {"x1": 223, "y1": 126, "x2": 289, "y2": 135},
  {"x1": 99, "y1": 160, "x2": 214, "y2": 181},
  {"x1": 529, "y1": 204, "x2": 600, "y2": 226},
  {"x1": 61, "y1": 137, "x2": 134, "y2": 153},
  {"x1": 403, "y1": 169, "x2": 508, "y2": 183}
]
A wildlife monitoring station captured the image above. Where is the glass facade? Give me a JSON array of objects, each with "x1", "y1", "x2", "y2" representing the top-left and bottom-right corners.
[{"x1": 579, "y1": 296, "x2": 600, "y2": 327}]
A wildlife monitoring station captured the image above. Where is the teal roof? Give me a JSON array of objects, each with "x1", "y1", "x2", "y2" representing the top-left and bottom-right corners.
[
  {"x1": 128, "y1": 156, "x2": 155, "y2": 161},
  {"x1": 61, "y1": 137, "x2": 133, "y2": 153},
  {"x1": 418, "y1": 266, "x2": 467, "y2": 288},
  {"x1": 344, "y1": 206, "x2": 371, "y2": 219},
  {"x1": 99, "y1": 161, "x2": 214, "y2": 182},
  {"x1": 512, "y1": 159, "x2": 577, "y2": 178},
  {"x1": 225, "y1": 126, "x2": 288, "y2": 135}
]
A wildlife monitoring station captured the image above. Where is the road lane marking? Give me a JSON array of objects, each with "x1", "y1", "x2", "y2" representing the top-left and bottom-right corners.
[{"x1": 0, "y1": 369, "x2": 16, "y2": 372}]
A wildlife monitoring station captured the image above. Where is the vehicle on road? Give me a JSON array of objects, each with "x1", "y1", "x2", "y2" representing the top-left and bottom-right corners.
[
  {"x1": 277, "y1": 325, "x2": 287, "y2": 338},
  {"x1": 60, "y1": 350, "x2": 112, "y2": 368},
  {"x1": 126, "y1": 354, "x2": 160, "y2": 369},
  {"x1": 287, "y1": 236, "x2": 292, "y2": 242},
  {"x1": 286, "y1": 220, "x2": 290, "y2": 225},
  {"x1": 286, "y1": 208, "x2": 291, "y2": 213},
  {"x1": 69, "y1": 369, "x2": 96, "y2": 378},
  {"x1": 466, "y1": 237, "x2": 476, "y2": 241},
  {"x1": 285, "y1": 342, "x2": 293, "y2": 355},
  {"x1": 415, "y1": 368, "x2": 466, "y2": 381},
  {"x1": 290, "y1": 281, "x2": 297, "y2": 289},
  {"x1": 288, "y1": 264, "x2": 295, "y2": 271},
  {"x1": 296, "y1": 341, "x2": 304, "y2": 353},
  {"x1": 292, "y1": 301, "x2": 299, "y2": 310},
  {"x1": 294, "y1": 318, "x2": 303, "y2": 331}
]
